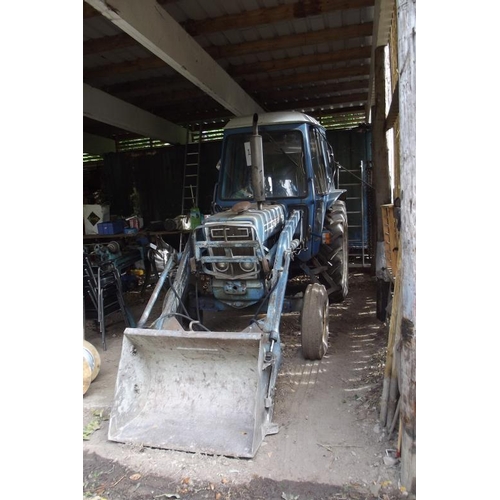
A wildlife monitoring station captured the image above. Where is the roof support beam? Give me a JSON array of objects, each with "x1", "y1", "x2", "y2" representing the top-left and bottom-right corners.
[
  {"x1": 84, "y1": 0, "x2": 263, "y2": 117},
  {"x1": 366, "y1": 0, "x2": 394, "y2": 119},
  {"x1": 83, "y1": 83, "x2": 188, "y2": 144}
]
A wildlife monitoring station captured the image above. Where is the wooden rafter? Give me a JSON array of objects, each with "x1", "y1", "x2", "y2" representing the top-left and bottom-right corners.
[
  {"x1": 228, "y1": 46, "x2": 371, "y2": 78},
  {"x1": 104, "y1": 73, "x2": 370, "y2": 106},
  {"x1": 84, "y1": 55, "x2": 167, "y2": 79},
  {"x1": 256, "y1": 79, "x2": 369, "y2": 102},
  {"x1": 84, "y1": 44, "x2": 371, "y2": 82},
  {"x1": 84, "y1": 33, "x2": 135, "y2": 56},
  {"x1": 155, "y1": 91, "x2": 367, "y2": 125},
  {"x1": 243, "y1": 65, "x2": 370, "y2": 91},
  {"x1": 180, "y1": 0, "x2": 375, "y2": 36},
  {"x1": 206, "y1": 22, "x2": 373, "y2": 59},
  {"x1": 101, "y1": 74, "x2": 188, "y2": 96},
  {"x1": 291, "y1": 105, "x2": 366, "y2": 119},
  {"x1": 83, "y1": 21, "x2": 373, "y2": 62},
  {"x1": 266, "y1": 92, "x2": 367, "y2": 112},
  {"x1": 133, "y1": 79, "x2": 370, "y2": 109}
]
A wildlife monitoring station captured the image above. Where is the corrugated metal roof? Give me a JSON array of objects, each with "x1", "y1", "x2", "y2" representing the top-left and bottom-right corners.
[{"x1": 83, "y1": 0, "x2": 394, "y2": 141}]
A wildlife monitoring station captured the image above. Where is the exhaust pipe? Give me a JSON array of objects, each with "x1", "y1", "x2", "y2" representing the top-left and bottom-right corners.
[{"x1": 250, "y1": 113, "x2": 266, "y2": 209}]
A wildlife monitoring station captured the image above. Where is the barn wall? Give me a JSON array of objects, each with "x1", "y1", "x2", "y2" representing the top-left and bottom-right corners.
[
  {"x1": 85, "y1": 130, "x2": 371, "y2": 237},
  {"x1": 95, "y1": 142, "x2": 221, "y2": 226}
]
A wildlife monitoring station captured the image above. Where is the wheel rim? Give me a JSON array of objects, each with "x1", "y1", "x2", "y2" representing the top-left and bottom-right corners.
[{"x1": 321, "y1": 300, "x2": 329, "y2": 353}]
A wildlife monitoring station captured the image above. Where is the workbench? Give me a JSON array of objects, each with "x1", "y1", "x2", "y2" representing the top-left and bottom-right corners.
[
  {"x1": 83, "y1": 230, "x2": 192, "y2": 301},
  {"x1": 83, "y1": 229, "x2": 189, "y2": 242}
]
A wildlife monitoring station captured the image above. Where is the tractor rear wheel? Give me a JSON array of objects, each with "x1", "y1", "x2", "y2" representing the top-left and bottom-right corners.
[
  {"x1": 318, "y1": 200, "x2": 349, "y2": 303},
  {"x1": 301, "y1": 283, "x2": 329, "y2": 360}
]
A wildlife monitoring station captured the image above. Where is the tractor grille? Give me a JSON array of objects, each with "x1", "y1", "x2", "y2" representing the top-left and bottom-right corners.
[
  {"x1": 209, "y1": 226, "x2": 252, "y2": 241},
  {"x1": 202, "y1": 224, "x2": 260, "y2": 279}
]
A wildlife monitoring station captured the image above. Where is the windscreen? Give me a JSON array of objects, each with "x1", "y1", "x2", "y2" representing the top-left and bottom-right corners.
[{"x1": 220, "y1": 130, "x2": 307, "y2": 200}]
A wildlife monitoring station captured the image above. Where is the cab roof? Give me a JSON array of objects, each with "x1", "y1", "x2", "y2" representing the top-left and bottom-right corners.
[{"x1": 224, "y1": 111, "x2": 321, "y2": 130}]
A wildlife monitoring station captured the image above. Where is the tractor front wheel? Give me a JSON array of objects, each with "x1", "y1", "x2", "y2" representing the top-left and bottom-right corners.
[{"x1": 301, "y1": 283, "x2": 329, "y2": 360}]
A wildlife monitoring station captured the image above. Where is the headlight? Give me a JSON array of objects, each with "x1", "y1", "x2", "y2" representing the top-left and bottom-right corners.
[
  {"x1": 240, "y1": 262, "x2": 255, "y2": 272},
  {"x1": 215, "y1": 262, "x2": 229, "y2": 272}
]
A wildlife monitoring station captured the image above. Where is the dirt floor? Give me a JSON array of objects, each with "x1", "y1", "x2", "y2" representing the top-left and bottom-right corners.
[{"x1": 83, "y1": 270, "x2": 413, "y2": 500}]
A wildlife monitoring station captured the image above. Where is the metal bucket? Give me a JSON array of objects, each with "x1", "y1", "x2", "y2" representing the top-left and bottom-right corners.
[{"x1": 108, "y1": 318, "x2": 278, "y2": 458}]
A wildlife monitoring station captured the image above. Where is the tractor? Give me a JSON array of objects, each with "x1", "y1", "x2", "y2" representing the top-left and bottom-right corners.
[{"x1": 108, "y1": 111, "x2": 349, "y2": 458}]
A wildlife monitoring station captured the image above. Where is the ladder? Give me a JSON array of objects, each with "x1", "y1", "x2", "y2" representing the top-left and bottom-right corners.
[
  {"x1": 179, "y1": 127, "x2": 202, "y2": 252},
  {"x1": 181, "y1": 128, "x2": 202, "y2": 215},
  {"x1": 338, "y1": 160, "x2": 371, "y2": 268}
]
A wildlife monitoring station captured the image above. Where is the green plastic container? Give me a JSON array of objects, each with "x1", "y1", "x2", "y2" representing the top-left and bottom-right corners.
[{"x1": 189, "y1": 208, "x2": 201, "y2": 229}]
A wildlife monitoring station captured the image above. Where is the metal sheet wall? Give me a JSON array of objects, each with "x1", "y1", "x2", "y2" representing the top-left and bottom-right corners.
[{"x1": 97, "y1": 142, "x2": 221, "y2": 226}]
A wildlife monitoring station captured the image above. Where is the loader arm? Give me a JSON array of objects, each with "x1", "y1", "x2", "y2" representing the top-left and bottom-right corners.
[{"x1": 260, "y1": 209, "x2": 302, "y2": 347}]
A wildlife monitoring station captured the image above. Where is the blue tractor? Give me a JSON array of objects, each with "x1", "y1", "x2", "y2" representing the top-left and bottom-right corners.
[{"x1": 108, "y1": 111, "x2": 349, "y2": 458}]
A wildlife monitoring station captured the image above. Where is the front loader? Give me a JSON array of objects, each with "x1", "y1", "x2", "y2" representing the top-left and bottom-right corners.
[{"x1": 108, "y1": 112, "x2": 349, "y2": 458}]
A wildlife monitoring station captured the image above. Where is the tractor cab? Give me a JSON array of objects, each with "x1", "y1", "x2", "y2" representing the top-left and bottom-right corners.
[{"x1": 219, "y1": 128, "x2": 307, "y2": 200}]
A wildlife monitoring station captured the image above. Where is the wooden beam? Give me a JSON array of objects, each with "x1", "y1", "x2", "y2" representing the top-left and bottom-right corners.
[
  {"x1": 95, "y1": 67, "x2": 370, "y2": 120},
  {"x1": 84, "y1": 22, "x2": 372, "y2": 61},
  {"x1": 86, "y1": 60, "x2": 370, "y2": 104},
  {"x1": 84, "y1": 0, "x2": 263, "y2": 116},
  {"x1": 228, "y1": 46, "x2": 371, "y2": 78},
  {"x1": 130, "y1": 79, "x2": 370, "y2": 110},
  {"x1": 164, "y1": 102, "x2": 367, "y2": 126},
  {"x1": 109, "y1": 75, "x2": 370, "y2": 106},
  {"x1": 152, "y1": 94, "x2": 368, "y2": 122},
  {"x1": 256, "y1": 78, "x2": 369, "y2": 102},
  {"x1": 162, "y1": 106, "x2": 233, "y2": 126},
  {"x1": 102, "y1": 74, "x2": 187, "y2": 96},
  {"x1": 244, "y1": 64, "x2": 370, "y2": 91},
  {"x1": 266, "y1": 92, "x2": 367, "y2": 112},
  {"x1": 172, "y1": 106, "x2": 368, "y2": 130},
  {"x1": 84, "y1": 55, "x2": 166, "y2": 80},
  {"x1": 83, "y1": 83, "x2": 188, "y2": 144},
  {"x1": 206, "y1": 22, "x2": 373, "y2": 59},
  {"x1": 309, "y1": 105, "x2": 365, "y2": 117},
  {"x1": 83, "y1": 33, "x2": 136, "y2": 56},
  {"x1": 182, "y1": 0, "x2": 375, "y2": 36},
  {"x1": 132, "y1": 87, "x2": 206, "y2": 108},
  {"x1": 84, "y1": 44, "x2": 371, "y2": 84}
]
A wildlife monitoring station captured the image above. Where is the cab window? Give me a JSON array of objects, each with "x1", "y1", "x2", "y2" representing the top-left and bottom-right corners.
[{"x1": 309, "y1": 127, "x2": 328, "y2": 194}]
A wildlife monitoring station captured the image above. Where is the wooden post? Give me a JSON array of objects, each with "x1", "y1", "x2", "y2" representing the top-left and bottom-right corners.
[
  {"x1": 397, "y1": 0, "x2": 416, "y2": 494},
  {"x1": 372, "y1": 45, "x2": 392, "y2": 241},
  {"x1": 379, "y1": 250, "x2": 401, "y2": 427}
]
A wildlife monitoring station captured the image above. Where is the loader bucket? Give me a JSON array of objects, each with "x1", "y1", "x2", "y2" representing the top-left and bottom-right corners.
[{"x1": 108, "y1": 318, "x2": 278, "y2": 458}]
